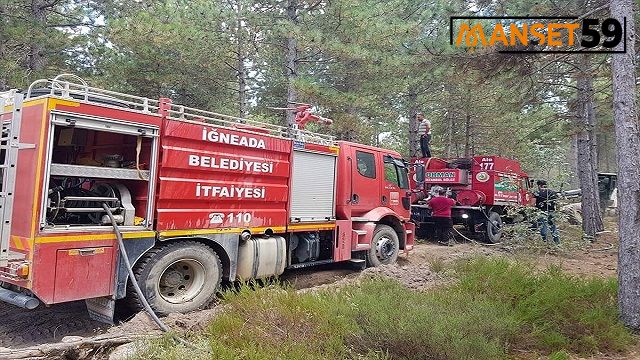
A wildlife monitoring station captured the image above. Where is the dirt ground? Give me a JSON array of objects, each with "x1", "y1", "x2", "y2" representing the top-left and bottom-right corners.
[{"x1": 0, "y1": 223, "x2": 624, "y2": 355}]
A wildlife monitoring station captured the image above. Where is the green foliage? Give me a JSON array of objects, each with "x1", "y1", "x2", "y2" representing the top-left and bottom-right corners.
[
  {"x1": 455, "y1": 258, "x2": 633, "y2": 353},
  {"x1": 343, "y1": 279, "x2": 514, "y2": 360},
  {"x1": 0, "y1": 0, "x2": 100, "y2": 89},
  {"x1": 205, "y1": 284, "x2": 358, "y2": 360},
  {"x1": 0, "y1": 0, "x2": 623, "y2": 174},
  {"x1": 548, "y1": 350, "x2": 570, "y2": 360},
  {"x1": 96, "y1": 0, "x2": 246, "y2": 112},
  {"x1": 502, "y1": 205, "x2": 593, "y2": 254},
  {"x1": 132, "y1": 258, "x2": 632, "y2": 360}
]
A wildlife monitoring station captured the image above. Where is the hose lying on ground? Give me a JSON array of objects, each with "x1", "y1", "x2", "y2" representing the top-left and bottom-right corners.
[
  {"x1": 102, "y1": 204, "x2": 208, "y2": 353},
  {"x1": 452, "y1": 226, "x2": 503, "y2": 247}
]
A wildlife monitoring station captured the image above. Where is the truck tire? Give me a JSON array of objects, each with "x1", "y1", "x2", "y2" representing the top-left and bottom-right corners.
[
  {"x1": 367, "y1": 225, "x2": 400, "y2": 267},
  {"x1": 127, "y1": 241, "x2": 222, "y2": 315},
  {"x1": 485, "y1": 211, "x2": 503, "y2": 243}
]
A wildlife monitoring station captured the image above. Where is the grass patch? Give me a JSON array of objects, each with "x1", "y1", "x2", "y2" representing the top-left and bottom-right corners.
[
  {"x1": 131, "y1": 258, "x2": 632, "y2": 360},
  {"x1": 427, "y1": 257, "x2": 446, "y2": 273}
]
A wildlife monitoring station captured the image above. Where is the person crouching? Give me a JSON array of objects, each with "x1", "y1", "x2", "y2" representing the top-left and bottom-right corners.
[{"x1": 428, "y1": 188, "x2": 457, "y2": 246}]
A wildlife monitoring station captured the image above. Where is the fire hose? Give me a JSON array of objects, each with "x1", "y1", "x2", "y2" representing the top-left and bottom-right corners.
[
  {"x1": 102, "y1": 204, "x2": 208, "y2": 353},
  {"x1": 452, "y1": 226, "x2": 502, "y2": 247}
]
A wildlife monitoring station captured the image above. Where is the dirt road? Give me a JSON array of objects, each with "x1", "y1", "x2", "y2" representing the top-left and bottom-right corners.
[
  {"x1": 0, "y1": 300, "x2": 105, "y2": 348},
  {"x1": 0, "y1": 234, "x2": 621, "y2": 350}
]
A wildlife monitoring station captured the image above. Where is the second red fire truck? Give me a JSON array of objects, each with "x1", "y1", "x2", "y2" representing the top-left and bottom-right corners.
[
  {"x1": 0, "y1": 75, "x2": 415, "y2": 320},
  {"x1": 411, "y1": 155, "x2": 534, "y2": 243}
]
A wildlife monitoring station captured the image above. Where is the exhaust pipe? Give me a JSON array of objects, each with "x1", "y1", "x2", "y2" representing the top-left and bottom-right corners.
[{"x1": 0, "y1": 288, "x2": 39, "y2": 309}]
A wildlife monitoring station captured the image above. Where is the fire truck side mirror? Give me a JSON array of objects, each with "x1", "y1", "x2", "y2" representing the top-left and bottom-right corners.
[{"x1": 415, "y1": 163, "x2": 425, "y2": 183}]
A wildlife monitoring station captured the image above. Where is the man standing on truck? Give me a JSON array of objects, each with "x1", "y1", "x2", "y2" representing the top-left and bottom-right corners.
[
  {"x1": 416, "y1": 112, "x2": 432, "y2": 158},
  {"x1": 428, "y1": 187, "x2": 456, "y2": 246},
  {"x1": 534, "y1": 180, "x2": 560, "y2": 244}
]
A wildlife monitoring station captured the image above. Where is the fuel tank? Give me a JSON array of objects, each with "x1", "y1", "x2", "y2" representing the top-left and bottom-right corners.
[{"x1": 236, "y1": 236, "x2": 287, "y2": 280}]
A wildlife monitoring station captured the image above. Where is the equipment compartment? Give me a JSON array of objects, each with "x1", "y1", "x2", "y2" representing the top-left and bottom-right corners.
[
  {"x1": 289, "y1": 150, "x2": 337, "y2": 222},
  {"x1": 53, "y1": 246, "x2": 115, "y2": 302},
  {"x1": 41, "y1": 113, "x2": 159, "y2": 229}
]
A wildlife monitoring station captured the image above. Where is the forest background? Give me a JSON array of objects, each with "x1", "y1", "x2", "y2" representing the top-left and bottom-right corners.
[{"x1": 0, "y1": 0, "x2": 634, "y2": 185}]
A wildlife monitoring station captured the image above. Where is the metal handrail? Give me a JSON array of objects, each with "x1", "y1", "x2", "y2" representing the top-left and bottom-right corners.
[
  {"x1": 27, "y1": 78, "x2": 160, "y2": 113},
  {"x1": 166, "y1": 103, "x2": 336, "y2": 145},
  {"x1": 25, "y1": 76, "x2": 337, "y2": 146}
]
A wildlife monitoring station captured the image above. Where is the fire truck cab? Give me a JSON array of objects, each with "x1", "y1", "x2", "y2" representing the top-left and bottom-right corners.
[{"x1": 0, "y1": 76, "x2": 414, "y2": 320}]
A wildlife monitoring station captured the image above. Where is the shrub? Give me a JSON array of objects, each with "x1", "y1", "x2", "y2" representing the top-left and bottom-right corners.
[
  {"x1": 205, "y1": 284, "x2": 358, "y2": 360},
  {"x1": 130, "y1": 258, "x2": 632, "y2": 360},
  {"x1": 454, "y1": 258, "x2": 632, "y2": 354},
  {"x1": 342, "y1": 279, "x2": 515, "y2": 360}
]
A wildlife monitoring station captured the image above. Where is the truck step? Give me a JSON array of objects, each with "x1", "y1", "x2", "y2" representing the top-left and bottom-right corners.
[
  {"x1": 349, "y1": 258, "x2": 366, "y2": 270},
  {"x1": 353, "y1": 229, "x2": 367, "y2": 236},
  {"x1": 287, "y1": 259, "x2": 334, "y2": 269}
]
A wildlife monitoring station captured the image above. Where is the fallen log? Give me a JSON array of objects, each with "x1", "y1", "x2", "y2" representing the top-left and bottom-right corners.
[{"x1": 0, "y1": 332, "x2": 159, "y2": 360}]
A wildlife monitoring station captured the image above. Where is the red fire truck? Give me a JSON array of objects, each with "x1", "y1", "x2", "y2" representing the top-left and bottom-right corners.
[
  {"x1": 411, "y1": 155, "x2": 534, "y2": 243},
  {"x1": 0, "y1": 75, "x2": 414, "y2": 320}
]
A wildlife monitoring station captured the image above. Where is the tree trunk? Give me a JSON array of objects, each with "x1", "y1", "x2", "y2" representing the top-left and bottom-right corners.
[
  {"x1": 464, "y1": 112, "x2": 471, "y2": 157},
  {"x1": 568, "y1": 134, "x2": 580, "y2": 187},
  {"x1": 575, "y1": 54, "x2": 604, "y2": 237},
  {"x1": 408, "y1": 90, "x2": 419, "y2": 158},
  {"x1": 28, "y1": 0, "x2": 47, "y2": 72},
  {"x1": 284, "y1": 0, "x2": 298, "y2": 127},
  {"x1": 445, "y1": 109, "x2": 453, "y2": 158},
  {"x1": 235, "y1": 2, "x2": 248, "y2": 118},
  {"x1": 611, "y1": 0, "x2": 640, "y2": 330}
]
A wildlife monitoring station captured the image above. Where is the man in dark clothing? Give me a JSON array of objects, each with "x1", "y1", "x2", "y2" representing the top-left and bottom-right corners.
[
  {"x1": 416, "y1": 112, "x2": 432, "y2": 158},
  {"x1": 534, "y1": 179, "x2": 560, "y2": 244},
  {"x1": 428, "y1": 187, "x2": 456, "y2": 245}
]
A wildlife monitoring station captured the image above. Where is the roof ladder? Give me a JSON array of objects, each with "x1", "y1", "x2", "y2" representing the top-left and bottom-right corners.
[{"x1": 0, "y1": 92, "x2": 24, "y2": 266}]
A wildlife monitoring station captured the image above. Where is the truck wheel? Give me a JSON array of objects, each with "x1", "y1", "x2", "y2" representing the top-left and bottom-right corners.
[
  {"x1": 367, "y1": 225, "x2": 400, "y2": 267},
  {"x1": 485, "y1": 211, "x2": 503, "y2": 243},
  {"x1": 127, "y1": 241, "x2": 222, "y2": 315}
]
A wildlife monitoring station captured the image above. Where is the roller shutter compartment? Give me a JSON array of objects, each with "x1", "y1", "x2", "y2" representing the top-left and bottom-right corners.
[{"x1": 290, "y1": 151, "x2": 337, "y2": 222}]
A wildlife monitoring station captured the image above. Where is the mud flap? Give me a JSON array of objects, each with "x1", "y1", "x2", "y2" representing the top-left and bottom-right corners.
[{"x1": 85, "y1": 296, "x2": 115, "y2": 324}]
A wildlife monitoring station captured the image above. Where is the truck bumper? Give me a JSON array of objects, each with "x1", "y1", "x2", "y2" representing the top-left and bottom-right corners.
[{"x1": 404, "y1": 222, "x2": 415, "y2": 251}]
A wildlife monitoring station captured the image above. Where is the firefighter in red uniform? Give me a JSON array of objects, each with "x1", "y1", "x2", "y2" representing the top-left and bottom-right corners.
[{"x1": 428, "y1": 187, "x2": 456, "y2": 246}]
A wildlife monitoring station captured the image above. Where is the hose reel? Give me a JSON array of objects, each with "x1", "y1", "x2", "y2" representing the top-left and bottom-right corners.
[{"x1": 47, "y1": 181, "x2": 134, "y2": 226}]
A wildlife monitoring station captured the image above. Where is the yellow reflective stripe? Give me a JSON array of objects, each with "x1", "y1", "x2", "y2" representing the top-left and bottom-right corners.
[
  {"x1": 35, "y1": 231, "x2": 155, "y2": 244},
  {"x1": 288, "y1": 223, "x2": 336, "y2": 231},
  {"x1": 159, "y1": 226, "x2": 287, "y2": 238},
  {"x1": 30, "y1": 98, "x2": 82, "y2": 241}
]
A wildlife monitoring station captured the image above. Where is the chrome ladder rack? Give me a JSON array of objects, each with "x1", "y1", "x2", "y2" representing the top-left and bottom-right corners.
[{"x1": 0, "y1": 91, "x2": 24, "y2": 266}]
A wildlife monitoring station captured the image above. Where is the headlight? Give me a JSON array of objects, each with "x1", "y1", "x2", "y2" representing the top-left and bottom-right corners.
[{"x1": 461, "y1": 213, "x2": 469, "y2": 219}]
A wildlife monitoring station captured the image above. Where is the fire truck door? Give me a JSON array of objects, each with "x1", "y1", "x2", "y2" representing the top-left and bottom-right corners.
[
  {"x1": 521, "y1": 176, "x2": 536, "y2": 206},
  {"x1": 350, "y1": 149, "x2": 381, "y2": 215},
  {"x1": 381, "y1": 155, "x2": 410, "y2": 214}
]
